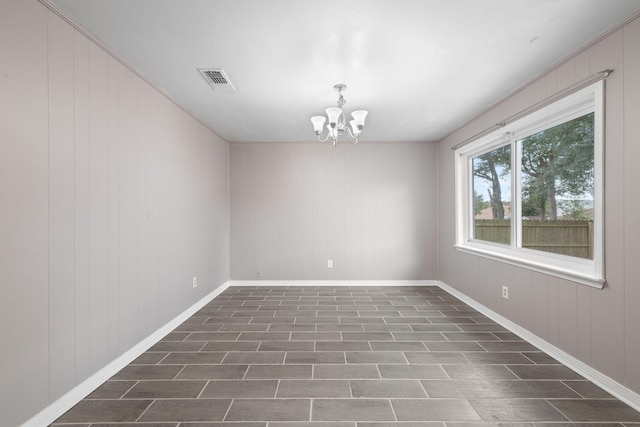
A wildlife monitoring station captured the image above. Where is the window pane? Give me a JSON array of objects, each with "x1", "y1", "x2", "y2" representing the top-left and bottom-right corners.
[
  {"x1": 472, "y1": 145, "x2": 511, "y2": 244},
  {"x1": 520, "y1": 112, "x2": 594, "y2": 259}
]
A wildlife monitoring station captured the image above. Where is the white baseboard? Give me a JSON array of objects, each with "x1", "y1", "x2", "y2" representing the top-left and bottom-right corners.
[
  {"x1": 24, "y1": 281, "x2": 232, "y2": 427},
  {"x1": 26, "y1": 278, "x2": 640, "y2": 425},
  {"x1": 228, "y1": 279, "x2": 438, "y2": 287},
  {"x1": 26, "y1": 279, "x2": 429, "y2": 425},
  {"x1": 437, "y1": 280, "x2": 640, "y2": 413}
]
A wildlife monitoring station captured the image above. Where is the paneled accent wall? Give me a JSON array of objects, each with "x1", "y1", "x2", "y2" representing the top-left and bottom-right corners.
[
  {"x1": 437, "y1": 16, "x2": 640, "y2": 394},
  {"x1": 230, "y1": 141, "x2": 437, "y2": 280},
  {"x1": 0, "y1": 2, "x2": 230, "y2": 425}
]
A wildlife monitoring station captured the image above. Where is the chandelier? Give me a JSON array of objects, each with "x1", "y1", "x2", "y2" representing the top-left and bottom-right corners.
[{"x1": 310, "y1": 84, "x2": 368, "y2": 146}]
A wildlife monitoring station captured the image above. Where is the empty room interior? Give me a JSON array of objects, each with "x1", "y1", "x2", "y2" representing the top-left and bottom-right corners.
[{"x1": 3, "y1": 0, "x2": 640, "y2": 425}]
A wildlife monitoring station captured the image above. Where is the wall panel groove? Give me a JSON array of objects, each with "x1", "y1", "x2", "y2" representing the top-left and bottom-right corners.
[
  {"x1": 230, "y1": 142, "x2": 437, "y2": 281},
  {"x1": 0, "y1": 2, "x2": 230, "y2": 424}
]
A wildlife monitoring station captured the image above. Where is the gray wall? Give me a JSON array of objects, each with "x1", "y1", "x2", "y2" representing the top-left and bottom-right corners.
[
  {"x1": 437, "y1": 17, "x2": 640, "y2": 394},
  {"x1": 230, "y1": 142, "x2": 437, "y2": 280},
  {"x1": 3, "y1": 1, "x2": 639, "y2": 425},
  {"x1": 0, "y1": 2, "x2": 230, "y2": 425}
]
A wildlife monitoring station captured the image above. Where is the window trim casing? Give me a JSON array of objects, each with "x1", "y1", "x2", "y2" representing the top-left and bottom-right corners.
[{"x1": 454, "y1": 81, "x2": 605, "y2": 289}]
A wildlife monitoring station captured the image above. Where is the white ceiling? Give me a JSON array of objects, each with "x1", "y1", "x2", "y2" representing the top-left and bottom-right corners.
[{"x1": 49, "y1": 0, "x2": 640, "y2": 143}]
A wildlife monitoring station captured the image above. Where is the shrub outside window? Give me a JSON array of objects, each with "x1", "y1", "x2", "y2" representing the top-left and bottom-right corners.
[{"x1": 455, "y1": 81, "x2": 604, "y2": 288}]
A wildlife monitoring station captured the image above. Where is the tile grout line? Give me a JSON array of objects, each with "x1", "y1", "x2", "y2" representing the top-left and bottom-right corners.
[
  {"x1": 195, "y1": 379, "x2": 208, "y2": 399},
  {"x1": 221, "y1": 397, "x2": 234, "y2": 422},
  {"x1": 274, "y1": 379, "x2": 281, "y2": 398},
  {"x1": 544, "y1": 398, "x2": 574, "y2": 422},
  {"x1": 133, "y1": 397, "x2": 155, "y2": 423},
  {"x1": 387, "y1": 397, "x2": 399, "y2": 422}
]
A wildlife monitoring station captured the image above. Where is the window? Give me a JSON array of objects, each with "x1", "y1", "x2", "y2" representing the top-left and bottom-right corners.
[{"x1": 455, "y1": 81, "x2": 604, "y2": 288}]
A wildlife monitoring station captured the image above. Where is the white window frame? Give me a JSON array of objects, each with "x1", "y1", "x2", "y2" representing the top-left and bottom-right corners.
[{"x1": 454, "y1": 81, "x2": 605, "y2": 289}]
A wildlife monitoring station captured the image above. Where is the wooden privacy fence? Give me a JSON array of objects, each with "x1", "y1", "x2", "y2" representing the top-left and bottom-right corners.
[{"x1": 474, "y1": 219, "x2": 594, "y2": 259}]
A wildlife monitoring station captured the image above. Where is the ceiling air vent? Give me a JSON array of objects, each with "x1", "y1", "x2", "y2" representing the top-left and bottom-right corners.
[{"x1": 198, "y1": 68, "x2": 236, "y2": 91}]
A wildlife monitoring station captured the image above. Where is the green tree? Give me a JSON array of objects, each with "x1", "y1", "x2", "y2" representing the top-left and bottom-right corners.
[
  {"x1": 473, "y1": 145, "x2": 511, "y2": 219},
  {"x1": 558, "y1": 199, "x2": 591, "y2": 220},
  {"x1": 520, "y1": 113, "x2": 594, "y2": 220},
  {"x1": 521, "y1": 184, "x2": 544, "y2": 217},
  {"x1": 473, "y1": 190, "x2": 489, "y2": 216}
]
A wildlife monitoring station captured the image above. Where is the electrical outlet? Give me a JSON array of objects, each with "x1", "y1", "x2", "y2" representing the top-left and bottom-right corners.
[
  {"x1": 327, "y1": 260, "x2": 333, "y2": 268},
  {"x1": 502, "y1": 285, "x2": 509, "y2": 299},
  {"x1": 192, "y1": 276, "x2": 197, "y2": 288},
  {"x1": 256, "y1": 270, "x2": 262, "y2": 279}
]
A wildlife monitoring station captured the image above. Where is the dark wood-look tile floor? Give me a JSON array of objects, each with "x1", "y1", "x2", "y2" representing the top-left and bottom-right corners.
[{"x1": 52, "y1": 286, "x2": 640, "y2": 426}]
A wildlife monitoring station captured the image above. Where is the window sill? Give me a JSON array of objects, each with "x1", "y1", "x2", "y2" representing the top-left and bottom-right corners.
[{"x1": 454, "y1": 244, "x2": 605, "y2": 289}]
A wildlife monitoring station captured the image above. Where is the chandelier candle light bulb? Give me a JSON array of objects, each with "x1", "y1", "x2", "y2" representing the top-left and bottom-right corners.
[{"x1": 311, "y1": 84, "x2": 368, "y2": 145}]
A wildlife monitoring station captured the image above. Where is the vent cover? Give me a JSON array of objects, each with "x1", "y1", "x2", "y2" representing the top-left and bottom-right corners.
[{"x1": 198, "y1": 68, "x2": 236, "y2": 91}]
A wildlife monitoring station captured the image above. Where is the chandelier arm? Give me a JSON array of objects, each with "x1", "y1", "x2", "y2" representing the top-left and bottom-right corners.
[
  {"x1": 343, "y1": 126, "x2": 360, "y2": 144},
  {"x1": 316, "y1": 133, "x2": 331, "y2": 143}
]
